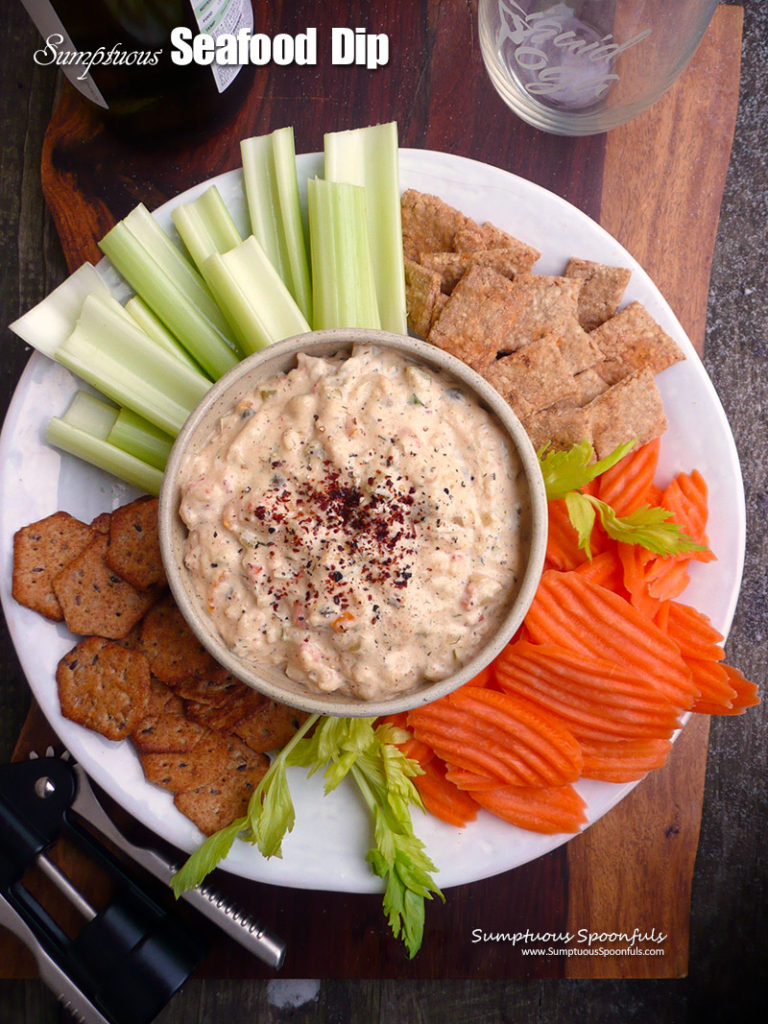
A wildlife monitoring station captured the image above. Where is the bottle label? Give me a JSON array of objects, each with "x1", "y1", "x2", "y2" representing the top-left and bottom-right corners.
[{"x1": 191, "y1": 0, "x2": 254, "y2": 93}]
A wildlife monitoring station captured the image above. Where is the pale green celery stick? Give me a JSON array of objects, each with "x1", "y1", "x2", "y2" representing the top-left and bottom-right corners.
[
  {"x1": 107, "y1": 408, "x2": 173, "y2": 471},
  {"x1": 9, "y1": 263, "x2": 112, "y2": 357},
  {"x1": 56, "y1": 292, "x2": 211, "y2": 437},
  {"x1": 201, "y1": 236, "x2": 311, "y2": 356},
  {"x1": 125, "y1": 296, "x2": 205, "y2": 374},
  {"x1": 241, "y1": 126, "x2": 313, "y2": 322},
  {"x1": 171, "y1": 185, "x2": 243, "y2": 273},
  {"x1": 307, "y1": 178, "x2": 381, "y2": 331},
  {"x1": 324, "y1": 122, "x2": 407, "y2": 335},
  {"x1": 99, "y1": 209, "x2": 240, "y2": 379},
  {"x1": 47, "y1": 392, "x2": 164, "y2": 496}
]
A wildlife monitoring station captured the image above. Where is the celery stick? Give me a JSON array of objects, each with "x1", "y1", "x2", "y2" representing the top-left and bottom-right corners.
[
  {"x1": 56, "y1": 292, "x2": 210, "y2": 436},
  {"x1": 307, "y1": 178, "x2": 381, "y2": 331},
  {"x1": 125, "y1": 296, "x2": 206, "y2": 374},
  {"x1": 62, "y1": 390, "x2": 119, "y2": 434},
  {"x1": 171, "y1": 185, "x2": 243, "y2": 273},
  {"x1": 107, "y1": 408, "x2": 173, "y2": 471},
  {"x1": 241, "y1": 127, "x2": 313, "y2": 322},
  {"x1": 324, "y1": 122, "x2": 407, "y2": 335},
  {"x1": 99, "y1": 208, "x2": 240, "y2": 379},
  {"x1": 47, "y1": 392, "x2": 163, "y2": 496},
  {"x1": 202, "y1": 236, "x2": 311, "y2": 356},
  {"x1": 9, "y1": 263, "x2": 112, "y2": 357}
]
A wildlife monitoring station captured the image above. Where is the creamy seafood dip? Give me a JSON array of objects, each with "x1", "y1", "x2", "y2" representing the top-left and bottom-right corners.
[{"x1": 179, "y1": 345, "x2": 530, "y2": 700}]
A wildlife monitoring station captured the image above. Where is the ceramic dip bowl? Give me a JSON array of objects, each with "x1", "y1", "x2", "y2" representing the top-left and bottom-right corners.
[{"x1": 158, "y1": 328, "x2": 547, "y2": 717}]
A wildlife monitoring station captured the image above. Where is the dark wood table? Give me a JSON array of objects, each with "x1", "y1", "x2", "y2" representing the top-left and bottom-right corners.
[{"x1": 2, "y1": 2, "x2": 766, "y2": 1021}]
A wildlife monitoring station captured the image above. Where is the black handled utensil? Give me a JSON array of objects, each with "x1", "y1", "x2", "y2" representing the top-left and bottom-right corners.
[{"x1": 0, "y1": 754, "x2": 285, "y2": 1024}]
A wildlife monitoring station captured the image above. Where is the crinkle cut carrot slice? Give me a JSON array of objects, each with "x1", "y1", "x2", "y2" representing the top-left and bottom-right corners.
[
  {"x1": 446, "y1": 687, "x2": 583, "y2": 783},
  {"x1": 660, "y1": 470, "x2": 716, "y2": 563},
  {"x1": 695, "y1": 663, "x2": 761, "y2": 716},
  {"x1": 579, "y1": 736, "x2": 672, "y2": 782},
  {"x1": 493, "y1": 639, "x2": 681, "y2": 738},
  {"x1": 443, "y1": 764, "x2": 503, "y2": 791},
  {"x1": 546, "y1": 498, "x2": 589, "y2": 571},
  {"x1": 524, "y1": 570, "x2": 698, "y2": 709},
  {"x1": 472, "y1": 783, "x2": 587, "y2": 835},
  {"x1": 407, "y1": 725, "x2": 535, "y2": 788},
  {"x1": 644, "y1": 558, "x2": 691, "y2": 601},
  {"x1": 663, "y1": 601, "x2": 725, "y2": 661},
  {"x1": 574, "y1": 547, "x2": 625, "y2": 592},
  {"x1": 409, "y1": 698, "x2": 581, "y2": 788},
  {"x1": 597, "y1": 438, "x2": 661, "y2": 517},
  {"x1": 411, "y1": 757, "x2": 479, "y2": 827}
]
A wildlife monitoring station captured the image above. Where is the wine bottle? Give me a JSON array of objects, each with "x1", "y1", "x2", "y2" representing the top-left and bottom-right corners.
[{"x1": 21, "y1": 0, "x2": 254, "y2": 138}]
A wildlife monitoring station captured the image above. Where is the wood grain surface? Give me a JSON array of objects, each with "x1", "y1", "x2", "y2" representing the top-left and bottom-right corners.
[{"x1": 1, "y1": 0, "x2": 744, "y2": 989}]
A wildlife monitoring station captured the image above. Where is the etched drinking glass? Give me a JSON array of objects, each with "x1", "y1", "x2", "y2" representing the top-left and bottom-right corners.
[{"x1": 478, "y1": 0, "x2": 719, "y2": 135}]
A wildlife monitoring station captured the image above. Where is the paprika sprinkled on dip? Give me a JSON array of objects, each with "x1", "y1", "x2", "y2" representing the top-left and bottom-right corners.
[{"x1": 177, "y1": 344, "x2": 530, "y2": 701}]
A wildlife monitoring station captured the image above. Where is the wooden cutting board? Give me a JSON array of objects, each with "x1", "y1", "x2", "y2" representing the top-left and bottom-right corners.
[{"x1": 3, "y1": 2, "x2": 742, "y2": 981}]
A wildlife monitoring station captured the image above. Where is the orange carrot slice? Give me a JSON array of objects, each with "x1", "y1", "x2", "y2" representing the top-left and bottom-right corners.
[
  {"x1": 545, "y1": 498, "x2": 588, "y2": 571},
  {"x1": 688, "y1": 659, "x2": 737, "y2": 713},
  {"x1": 524, "y1": 570, "x2": 698, "y2": 710},
  {"x1": 574, "y1": 547, "x2": 625, "y2": 592},
  {"x1": 493, "y1": 639, "x2": 681, "y2": 739},
  {"x1": 448, "y1": 687, "x2": 584, "y2": 784},
  {"x1": 644, "y1": 558, "x2": 691, "y2": 601},
  {"x1": 694, "y1": 663, "x2": 760, "y2": 715},
  {"x1": 579, "y1": 736, "x2": 672, "y2": 782},
  {"x1": 412, "y1": 757, "x2": 479, "y2": 827},
  {"x1": 409, "y1": 688, "x2": 583, "y2": 788},
  {"x1": 663, "y1": 601, "x2": 725, "y2": 661},
  {"x1": 617, "y1": 542, "x2": 661, "y2": 619},
  {"x1": 472, "y1": 783, "x2": 587, "y2": 834},
  {"x1": 660, "y1": 470, "x2": 716, "y2": 563},
  {"x1": 598, "y1": 438, "x2": 661, "y2": 516},
  {"x1": 443, "y1": 764, "x2": 503, "y2": 791}
]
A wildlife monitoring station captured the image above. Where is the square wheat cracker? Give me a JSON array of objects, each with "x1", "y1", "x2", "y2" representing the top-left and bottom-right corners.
[
  {"x1": 427, "y1": 264, "x2": 518, "y2": 372},
  {"x1": 401, "y1": 189, "x2": 473, "y2": 260},
  {"x1": 523, "y1": 404, "x2": 594, "y2": 453},
  {"x1": 502, "y1": 273, "x2": 602, "y2": 373},
  {"x1": 565, "y1": 257, "x2": 631, "y2": 331},
  {"x1": 483, "y1": 334, "x2": 577, "y2": 415},
  {"x1": 419, "y1": 248, "x2": 526, "y2": 293},
  {"x1": 589, "y1": 301, "x2": 686, "y2": 385},
  {"x1": 585, "y1": 368, "x2": 668, "y2": 459},
  {"x1": 404, "y1": 258, "x2": 441, "y2": 338},
  {"x1": 452, "y1": 222, "x2": 541, "y2": 269}
]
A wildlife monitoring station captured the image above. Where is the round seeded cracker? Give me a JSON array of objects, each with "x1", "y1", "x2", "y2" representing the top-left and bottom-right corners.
[{"x1": 56, "y1": 636, "x2": 151, "y2": 741}]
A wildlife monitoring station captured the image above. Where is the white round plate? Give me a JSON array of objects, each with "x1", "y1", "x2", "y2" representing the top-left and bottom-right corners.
[{"x1": 0, "y1": 149, "x2": 745, "y2": 892}]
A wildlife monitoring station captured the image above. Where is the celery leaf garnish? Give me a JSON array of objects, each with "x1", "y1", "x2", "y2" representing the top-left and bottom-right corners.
[
  {"x1": 170, "y1": 713, "x2": 442, "y2": 959},
  {"x1": 539, "y1": 440, "x2": 709, "y2": 559},
  {"x1": 539, "y1": 439, "x2": 635, "y2": 501},
  {"x1": 591, "y1": 498, "x2": 708, "y2": 556}
]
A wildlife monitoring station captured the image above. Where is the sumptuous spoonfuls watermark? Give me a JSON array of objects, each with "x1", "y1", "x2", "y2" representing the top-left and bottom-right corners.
[{"x1": 471, "y1": 925, "x2": 668, "y2": 957}]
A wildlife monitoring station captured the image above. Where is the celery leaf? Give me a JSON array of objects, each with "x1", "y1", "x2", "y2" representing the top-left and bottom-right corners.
[
  {"x1": 590, "y1": 497, "x2": 708, "y2": 556},
  {"x1": 170, "y1": 815, "x2": 247, "y2": 897},
  {"x1": 539, "y1": 439, "x2": 636, "y2": 500}
]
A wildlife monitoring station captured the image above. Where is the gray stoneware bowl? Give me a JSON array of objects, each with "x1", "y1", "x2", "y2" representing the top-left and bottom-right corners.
[{"x1": 158, "y1": 329, "x2": 547, "y2": 718}]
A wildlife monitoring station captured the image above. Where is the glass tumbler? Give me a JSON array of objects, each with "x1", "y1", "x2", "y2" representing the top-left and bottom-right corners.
[{"x1": 478, "y1": 0, "x2": 719, "y2": 136}]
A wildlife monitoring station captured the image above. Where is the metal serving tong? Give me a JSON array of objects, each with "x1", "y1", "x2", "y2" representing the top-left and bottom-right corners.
[{"x1": 0, "y1": 754, "x2": 285, "y2": 1024}]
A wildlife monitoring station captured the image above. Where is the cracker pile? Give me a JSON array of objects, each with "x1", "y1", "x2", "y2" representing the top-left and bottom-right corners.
[
  {"x1": 12, "y1": 497, "x2": 306, "y2": 835},
  {"x1": 402, "y1": 189, "x2": 685, "y2": 458}
]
